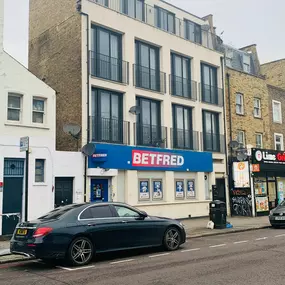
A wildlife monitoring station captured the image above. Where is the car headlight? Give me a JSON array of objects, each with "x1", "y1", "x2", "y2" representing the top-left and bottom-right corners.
[{"x1": 270, "y1": 210, "x2": 273, "y2": 216}]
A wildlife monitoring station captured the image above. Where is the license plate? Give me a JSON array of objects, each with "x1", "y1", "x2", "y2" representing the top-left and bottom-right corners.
[
  {"x1": 16, "y1": 229, "x2": 27, "y2": 235},
  {"x1": 275, "y1": 217, "x2": 285, "y2": 220}
]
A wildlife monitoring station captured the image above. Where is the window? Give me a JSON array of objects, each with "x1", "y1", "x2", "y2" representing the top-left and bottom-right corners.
[
  {"x1": 184, "y1": 19, "x2": 201, "y2": 44},
  {"x1": 7, "y1": 93, "x2": 21, "y2": 121},
  {"x1": 273, "y1": 100, "x2": 282, "y2": 123},
  {"x1": 91, "y1": 25, "x2": 122, "y2": 82},
  {"x1": 171, "y1": 53, "x2": 191, "y2": 98},
  {"x1": 95, "y1": 0, "x2": 109, "y2": 7},
  {"x1": 154, "y1": 6, "x2": 175, "y2": 33},
  {"x1": 201, "y1": 64, "x2": 219, "y2": 105},
  {"x1": 80, "y1": 205, "x2": 113, "y2": 220},
  {"x1": 32, "y1": 98, "x2": 45, "y2": 123},
  {"x1": 256, "y1": 133, "x2": 263, "y2": 148},
  {"x1": 120, "y1": 0, "x2": 144, "y2": 21},
  {"x1": 202, "y1": 111, "x2": 220, "y2": 152},
  {"x1": 236, "y1": 93, "x2": 244, "y2": 115},
  {"x1": 39, "y1": 204, "x2": 83, "y2": 220},
  {"x1": 135, "y1": 40, "x2": 160, "y2": 91},
  {"x1": 114, "y1": 205, "x2": 140, "y2": 218},
  {"x1": 91, "y1": 88, "x2": 123, "y2": 143},
  {"x1": 35, "y1": 159, "x2": 45, "y2": 183},
  {"x1": 254, "y1": 98, "x2": 261, "y2": 118},
  {"x1": 225, "y1": 49, "x2": 233, "y2": 68},
  {"x1": 136, "y1": 97, "x2": 161, "y2": 147},
  {"x1": 243, "y1": 54, "x2": 251, "y2": 73},
  {"x1": 237, "y1": 131, "x2": 245, "y2": 148},
  {"x1": 172, "y1": 105, "x2": 194, "y2": 149},
  {"x1": 274, "y1": 134, "x2": 284, "y2": 151}
]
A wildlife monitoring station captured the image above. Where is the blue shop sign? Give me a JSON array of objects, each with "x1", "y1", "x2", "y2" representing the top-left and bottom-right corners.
[{"x1": 89, "y1": 143, "x2": 213, "y2": 172}]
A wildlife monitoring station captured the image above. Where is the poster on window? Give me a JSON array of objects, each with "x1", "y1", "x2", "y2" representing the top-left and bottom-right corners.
[
  {"x1": 139, "y1": 180, "x2": 150, "y2": 200},
  {"x1": 186, "y1": 180, "x2": 195, "y2": 198},
  {"x1": 278, "y1": 181, "x2": 284, "y2": 204},
  {"x1": 256, "y1": 196, "x2": 269, "y2": 212},
  {"x1": 233, "y1": 162, "x2": 250, "y2": 188},
  {"x1": 153, "y1": 180, "x2": 163, "y2": 200},
  {"x1": 175, "y1": 180, "x2": 184, "y2": 198}
]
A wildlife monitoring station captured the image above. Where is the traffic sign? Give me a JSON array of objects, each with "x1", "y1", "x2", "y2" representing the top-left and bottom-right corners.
[{"x1": 20, "y1": 137, "x2": 29, "y2": 152}]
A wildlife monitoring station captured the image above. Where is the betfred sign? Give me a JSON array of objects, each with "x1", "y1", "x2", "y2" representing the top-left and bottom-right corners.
[
  {"x1": 132, "y1": 150, "x2": 184, "y2": 167},
  {"x1": 253, "y1": 149, "x2": 285, "y2": 165}
]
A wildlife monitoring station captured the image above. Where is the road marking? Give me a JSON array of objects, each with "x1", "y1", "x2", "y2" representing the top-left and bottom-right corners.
[
  {"x1": 149, "y1": 253, "x2": 170, "y2": 258},
  {"x1": 209, "y1": 244, "x2": 226, "y2": 248},
  {"x1": 255, "y1": 237, "x2": 268, "y2": 241},
  {"x1": 275, "y1": 234, "x2": 285, "y2": 238},
  {"x1": 181, "y1": 248, "x2": 200, "y2": 253},
  {"x1": 234, "y1": 240, "x2": 249, "y2": 244},
  {"x1": 110, "y1": 259, "x2": 134, "y2": 265},
  {"x1": 56, "y1": 265, "x2": 95, "y2": 271}
]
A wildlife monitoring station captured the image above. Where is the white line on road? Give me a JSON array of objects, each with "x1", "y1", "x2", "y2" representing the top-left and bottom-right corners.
[
  {"x1": 181, "y1": 248, "x2": 200, "y2": 253},
  {"x1": 275, "y1": 234, "x2": 285, "y2": 238},
  {"x1": 110, "y1": 259, "x2": 134, "y2": 265},
  {"x1": 56, "y1": 265, "x2": 95, "y2": 271},
  {"x1": 209, "y1": 244, "x2": 226, "y2": 248},
  {"x1": 234, "y1": 240, "x2": 249, "y2": 244},
  {"x1": 149, "y1": 253, "x2": 170, "y2": 258},
  {"x1": 255, "y1": 237, "x2": 268, "y2": 241}
]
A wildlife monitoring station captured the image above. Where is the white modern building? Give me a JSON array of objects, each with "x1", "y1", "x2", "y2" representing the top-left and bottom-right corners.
[
  {"x1": 0, "y1": 0, "x2": 84, "y2": 235},
  {"x1": 29, "y1": 0, "x2": 228, "y2": 219}
]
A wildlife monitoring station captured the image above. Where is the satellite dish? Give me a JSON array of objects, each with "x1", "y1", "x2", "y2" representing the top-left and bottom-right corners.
[
  {"x1": 236, "y1": 149, "x2": 247, "y2": 162},
  {"x1": 229, "y1": 140, "x2": 239, "y2": 149},
  {"x1": 81, "y1": 143, "x2": 96, "y2": 156},
  {"x1": 63, "y1": 124, "x2": 81, "y2": 137},
  {"x1": 129, "y1": 106, "x2": 141, "y2": 115}
]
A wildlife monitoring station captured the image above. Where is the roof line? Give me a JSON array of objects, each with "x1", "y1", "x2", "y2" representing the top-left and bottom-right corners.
[
  {"x1": 239, "y1": 44, "x2": 257, "y2": 50},
  {"x1": 267, "y1": 84, "x2": 285, "y2": 93},
  {"x1": 261, "y1": 58, "x2": 285, "y2": 66}
]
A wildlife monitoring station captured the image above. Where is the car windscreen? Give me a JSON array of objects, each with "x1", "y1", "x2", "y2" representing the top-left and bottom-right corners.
[
  {"x1": 38, "y1": 204, "x2": 83, "y2": 220},
  {"x1": 279, "y1": 200, "x2": 285, "y2": 207}
]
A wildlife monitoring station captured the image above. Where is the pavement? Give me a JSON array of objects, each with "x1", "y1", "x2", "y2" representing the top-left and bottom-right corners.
[
  {"x1": 0, "y1": 215, "x2": 270, "y2": 264},
  {"x1": 0, "y1": 227, "x2": 284, "y2": 284}
]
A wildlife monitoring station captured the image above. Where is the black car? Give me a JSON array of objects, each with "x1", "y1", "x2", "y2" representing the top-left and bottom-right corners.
[
  {"x1": 269, "y1": 200, "x2": 285, "y2": 228},
  {"x1": 10, "y1": 202, "x2": 186, "y2": 266}
]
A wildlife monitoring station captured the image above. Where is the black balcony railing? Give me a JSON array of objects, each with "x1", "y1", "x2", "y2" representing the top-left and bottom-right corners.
[
  {"x1": 90, "y1": 52, "x2": 129, "y2": 84},
  {"x1": 169, "y1": 75, "x2": 197, "y2": 100},
  {"x1": 134, "y1": 123, "x2": 167, "y2": 148},
  {"x1": 201, "y1": 132, "x2": 225, "y2": 153},
  {"x1": 200, "y1": 83, "x2": 223, "y2": 106},
  {"x1": 90, "y1": 116, "x2": 130, "y2": 145},
  {"x1": 171, "y1": 129, "x2": 199, "y2": 151},
  {"x1": 133, "y1": 64, "x2": 166, "y2": 93}
]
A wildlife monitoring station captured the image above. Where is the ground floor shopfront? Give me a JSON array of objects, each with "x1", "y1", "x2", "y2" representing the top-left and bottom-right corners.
[{"x1": 87, "y1": 143, "x2": 228, "y2": 219}]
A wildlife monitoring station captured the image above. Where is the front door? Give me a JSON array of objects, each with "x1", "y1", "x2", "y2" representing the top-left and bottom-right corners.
[
  {"x1": 90, "y1": 179, "x2": 109, "y2": 202},
  {"x1": 214, "y1": 178, "x2": 226, "y2": 203},
  {"x1": 55, "y1": 177, "x2": 74, "y2": 208}
]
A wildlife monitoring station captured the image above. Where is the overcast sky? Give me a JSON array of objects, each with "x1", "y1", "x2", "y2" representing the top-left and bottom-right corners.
[{"x1": 3, "y1": 0, "x2": 285, "y2": 67}]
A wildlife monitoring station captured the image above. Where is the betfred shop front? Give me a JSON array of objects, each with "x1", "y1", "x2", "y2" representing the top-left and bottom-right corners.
[{"x1": 252, "y1": 148, "x2": 285, "y2": 216}]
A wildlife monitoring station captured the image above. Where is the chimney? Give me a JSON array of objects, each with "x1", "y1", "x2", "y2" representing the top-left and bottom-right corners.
[{"x1": 0, "y1": 0, "x2": 4, "y2": 51}]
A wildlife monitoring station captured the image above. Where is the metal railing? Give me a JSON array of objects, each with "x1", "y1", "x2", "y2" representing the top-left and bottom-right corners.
[
  {"x1": 169, "y1": 75, "x2": 197, "y2": 100},
  {"x1": 134, "y1": 123, "x2": 167, "y2": 148},
  {"x1": 88, "y1": 0, "x2": 221, "y2": 51},
  {"x1": 90, "y1": 116, "x2": 130, "y2": 145},
  {"x1": 199, "y1": 83, "x2": 224, "y2": 106},
  {"x1": 133, "y1": 64, "x2": 166, "y2": 93},
  {"x1": 201, "y1": 133, "x2": 225, "y2": 153},
  {"x1": 171, "y1": 129, "x2": 199, "y2": 151},
  {"x1": 90, "y1": 52, "x2": 129, "y2": 84}
]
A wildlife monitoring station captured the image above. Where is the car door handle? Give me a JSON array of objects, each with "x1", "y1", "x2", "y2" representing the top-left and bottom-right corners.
[
  {"x1": 121, "y1": 220, "x2": 128, "y2": 223},
  {"x1": 87, "y1": 223, "x2": 96, "y2": 227}
]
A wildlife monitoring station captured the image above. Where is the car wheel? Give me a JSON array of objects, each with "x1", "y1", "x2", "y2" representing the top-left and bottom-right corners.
[
  {"x1": 67, "y1": 237, "x2": 94, "y2": 266},
  {"x1": 163, "y1": 227, "x2": 181, "y2": 251}
]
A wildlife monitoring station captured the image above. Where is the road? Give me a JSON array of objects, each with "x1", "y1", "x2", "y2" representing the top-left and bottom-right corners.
[{"x1": 1, "y1": 228, "x2": 285, "y2": 285}]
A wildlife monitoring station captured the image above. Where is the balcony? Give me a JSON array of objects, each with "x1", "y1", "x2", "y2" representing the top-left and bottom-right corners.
[
  {"x1": 90, "y1": 52, "x2": 129, "y2": 84},
  {"x1": 90, "y1": 0, "x2": 221, "y2": 51},
  {"x1": 200, "y1": 83, "x2": 223, "y2": 106},
  {"x1": 201, "y1": 132, "x2": 225, "y2": 153},
  {"x1": 169, "y1": 75, "x2": 197, "y2": 100},
  {"x1": 171, "y1": 129, "x2": 199, "y2": 151},
  {"x1": 133, "y1": 64, "x2": 166, "y2": 93},
  {"x1": 90, "y1": 116, "x2": 130, "y2": 145},
  {"x1": 134, "y1": 123, "x2": 167, "y2": 148}
]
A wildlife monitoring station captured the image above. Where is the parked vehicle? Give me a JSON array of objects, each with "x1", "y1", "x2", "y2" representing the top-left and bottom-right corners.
[
  {"x1": 10, "y1": 202, "x2": 186, "y2": 266},
  {"x1": 269, "y1": 200, "x2": 285, "y2": 228}
]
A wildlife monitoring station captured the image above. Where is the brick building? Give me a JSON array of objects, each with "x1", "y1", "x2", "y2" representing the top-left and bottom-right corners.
[{"x1": 261, "y1": 59, "x2": 285, "y2": 90}]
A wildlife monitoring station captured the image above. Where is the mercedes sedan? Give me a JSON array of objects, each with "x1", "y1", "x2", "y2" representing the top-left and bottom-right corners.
[
  {"x1": 269, "y1": 200, "x2": 285, "y2": 228},
  {"x1": 10, "y1": 202, "x2": 186, "y2": 266}
]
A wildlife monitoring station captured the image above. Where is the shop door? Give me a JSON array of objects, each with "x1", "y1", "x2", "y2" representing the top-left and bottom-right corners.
[
  {"x1": 55, "y1": 178, "x2": 74, "y2": 208},
  {"x1": 214, "y1": 178, "x2": 226, "y2": 203},
  {"x1": 91, "y1": 179, "x2": 109, "y2": 202},
  {"x1": 268, "y1": 181, "x2": 277, "y2": 210}
]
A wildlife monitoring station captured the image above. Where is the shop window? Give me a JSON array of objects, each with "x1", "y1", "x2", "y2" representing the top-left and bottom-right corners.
[
  {"x1": 253, "y1": 98, "x2": 261, "y2": 118},
  {"x1": 35, "y1": 159, "x2": 45, "y2": 183},
  {"x1": 273, "y1": 100, "x2": 282, "y2": 123},
  {"x1": 274, "y1": 133, "x2": 284, "y2": 151},
  {"x1": 236, "y1": 93, "x2": 244, "y2": 115}
]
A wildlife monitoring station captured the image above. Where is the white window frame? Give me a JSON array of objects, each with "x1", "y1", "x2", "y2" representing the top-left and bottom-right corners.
[
  {"x1": 254, "y1": 98, "x2": 261, "y2": 118},
  {"x1": 7, "y1": 93, "x2": 22, "y2": 122},
  {"x1": 32, "y1": 97, "x2": 46, "y2": 124},
  {"x1": 255, "y1": 133, "x2": 263, "y2": 148},
  {"x1": 237, "y1": 130, "x2": 245, "y2": 148},
  {"x1": 236, "y1": 93, "x2": 244, "y2": 115},
  {"x1": 274, "y1": 133, "x2": 284, "y2": 151},
  {"x1": 272, "y1": 100, "x2": 282, "y2": 123}
]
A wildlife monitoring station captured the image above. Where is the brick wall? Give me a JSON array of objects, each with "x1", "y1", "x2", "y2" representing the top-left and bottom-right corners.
[
  {"x1": 225, "y1": 68, "x2": 271, "y2": 149},
  {"x1": 261, "y1": 59, "x2": 285, "y2": 90},
  {"x1": 29, "y1": 0, "x2": 82, "y2": 151}
]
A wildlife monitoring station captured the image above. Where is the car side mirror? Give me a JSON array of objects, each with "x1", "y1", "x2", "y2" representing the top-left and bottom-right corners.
[{"x1": 140, "y1": 211, "x2": 148, "y2": 218}]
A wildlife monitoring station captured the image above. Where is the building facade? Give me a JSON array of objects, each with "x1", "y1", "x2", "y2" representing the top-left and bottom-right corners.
[{"x1": 29, "y1": 0, "x2": 227, "y2": 219}]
